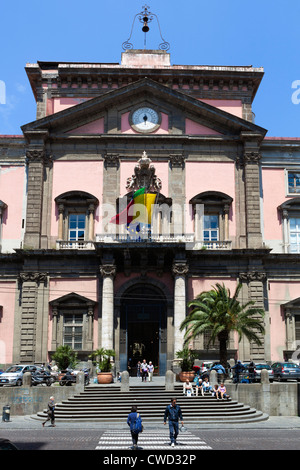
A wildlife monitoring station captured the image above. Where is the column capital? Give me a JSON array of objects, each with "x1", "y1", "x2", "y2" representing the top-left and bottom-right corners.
[
  {"x1": 172, "y1": 262, "x2": 189, "y2": 277},
  {"x1": 18, "y1": 272, "x2": 48, "y2": 285},
  {"x1": 239, "y1": 271, "x2": 267, "y2": 283},
  {"x1": 244, "y1": 151, "x2": 261, "y2": 164},
  {"x1": 169, "y1": 154, "x2": 185, "y2": 168},
  {"x1": 100, "y1": 264, "x2": 116, "y2": 278},
  {"x1": 103, "y1": 153, "x2": 119, "y2": 168}
]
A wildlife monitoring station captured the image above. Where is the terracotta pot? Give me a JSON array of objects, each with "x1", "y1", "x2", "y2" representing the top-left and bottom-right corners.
[
  {"x1": 179, "y1": 371, "x2": 195, "y2": 382},
  {"x1": 97, "y1": 372, "x2": 113, "y2": 384},
  {"x1": 58, "y1": 371, "x2": 66, "y2": 381}
]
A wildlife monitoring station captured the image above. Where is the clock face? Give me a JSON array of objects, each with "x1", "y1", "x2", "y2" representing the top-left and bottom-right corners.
[{"x1": 131, "y1": 107, "x2": 160, "y2": 133}]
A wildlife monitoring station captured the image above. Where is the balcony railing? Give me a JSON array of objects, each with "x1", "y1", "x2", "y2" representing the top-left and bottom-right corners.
[
  {"x1": 56, "y1": 237, "x2": 232, "y2": 250},
  {"x1": 95, "y1": 233, "x2": 195, "y2": 243},
  {"x1": 56, "y1": 241, "x2": 95, "y2": 250}
]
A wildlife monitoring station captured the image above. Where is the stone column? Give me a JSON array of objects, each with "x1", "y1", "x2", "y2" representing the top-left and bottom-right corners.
[
  {"x1": 100, "y1": 264, "x2": 116, "y2": 350},
  {"x1": 86, "y1": 305, "x2": 94, "y2": 350},
  {"x1": 172, "y1": 261, "x2": 189, "y2": 356},
  {"x1": 51, "y1": 306, "x2": 58, "y2": 350},
  {"x1": 282, "y1": 209, "x2": 289, "y2": 253},
  {"x1": 57, "y1": 204, "x2": 64, "y2": 240},
  {"x1": 88, "y1": 204, "x2": 95, "y2": 241}
]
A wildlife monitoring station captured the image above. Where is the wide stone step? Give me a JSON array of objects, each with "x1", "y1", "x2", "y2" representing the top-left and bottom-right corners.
[{"x1": 32, "y1": 384, "x2": 269, "y2": 424}]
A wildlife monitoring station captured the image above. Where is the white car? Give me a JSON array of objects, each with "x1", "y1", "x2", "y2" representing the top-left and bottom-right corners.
[{"x1": 0, "y1": 364, "x2": 40, "y2": 386}]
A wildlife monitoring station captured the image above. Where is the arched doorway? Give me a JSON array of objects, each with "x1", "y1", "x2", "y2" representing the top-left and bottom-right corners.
[{"x1": 119, "y1": 284, "x2": 168, "y2": 376}]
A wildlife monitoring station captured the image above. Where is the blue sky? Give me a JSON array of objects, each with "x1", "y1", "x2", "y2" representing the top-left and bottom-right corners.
[{"x1": 0, "y1": 0, "x2": 299, "y2": 136}]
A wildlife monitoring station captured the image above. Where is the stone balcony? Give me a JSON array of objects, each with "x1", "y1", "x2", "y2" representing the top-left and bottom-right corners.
[{"x1": 56, "y1": 237, "x2": 232, "y2": 250}]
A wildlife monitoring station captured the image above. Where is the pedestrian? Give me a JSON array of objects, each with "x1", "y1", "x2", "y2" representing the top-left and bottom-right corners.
[
  {"x1": 147, "y1": 361, "x2": 154, "y2": 382},
  {"x1": 248, "y1": 361, "x2": 256, "y2": 383},
  {"x1": 141, "y1": 359, "x2": 148, "y2": 382},
  {"x1": 42, "y1": 396, "x2": 56, "y2": 427},
  {"x1": 127, "y1": 405, "x2": 143, "y2": 450},
  {"x1": 136, "y1": 361, "x2": 141, "y2": 378},
  {"x1": 232, "y1": 360, "x2": 245, "y2": 383},
  {"x1": 164, "y1": 398, "x2": 184, "y2": 447}
]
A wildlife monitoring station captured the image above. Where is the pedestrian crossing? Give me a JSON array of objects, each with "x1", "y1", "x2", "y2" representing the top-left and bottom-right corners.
[{"x1": 95, "y1": 429, "x2": 212, "y2": 450}]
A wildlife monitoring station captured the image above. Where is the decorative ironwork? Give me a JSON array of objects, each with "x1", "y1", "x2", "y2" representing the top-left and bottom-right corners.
[{"x1": 122, "y1": 5, "x2": 170, "y2": 51}]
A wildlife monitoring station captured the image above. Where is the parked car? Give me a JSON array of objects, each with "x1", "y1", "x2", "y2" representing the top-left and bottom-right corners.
[
  {"x1": 271, "y1": 362, "x2": 300, "y2": 381},
  {"x1": 200, "y1": 361, "x2": 215, "y2": 374},
  {"x1": 253, "y1": 363, "x2": 274, "y2": 382},
  {"x1": 0, "y1": 364, "x2": 40, "y2": 387}
]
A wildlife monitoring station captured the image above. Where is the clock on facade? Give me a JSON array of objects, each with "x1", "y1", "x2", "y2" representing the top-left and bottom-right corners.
[{"x1": 130, "y1": 107, "x2": 161, "y2": 133}]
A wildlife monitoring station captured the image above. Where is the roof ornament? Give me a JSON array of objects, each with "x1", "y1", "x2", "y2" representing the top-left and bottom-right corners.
[{"x1": 122, "y1": 5, "x2": 170, "y2": 51}]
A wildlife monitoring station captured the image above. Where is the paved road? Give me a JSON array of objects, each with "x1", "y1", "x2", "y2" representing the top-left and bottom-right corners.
[{"x1": 1, "y1": 416, "x2": 300, "y2": 451}]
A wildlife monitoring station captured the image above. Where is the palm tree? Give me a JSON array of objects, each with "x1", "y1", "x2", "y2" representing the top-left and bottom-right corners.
[{"x1": 180, "y1": 282, "x2": 265, "y2": 370}]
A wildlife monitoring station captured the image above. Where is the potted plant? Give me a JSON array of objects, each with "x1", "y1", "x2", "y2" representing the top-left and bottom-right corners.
[
  {"x1": 52, "y1": 345, "x2": 78, "y2": 380},
  {"x1": 89, "y1": 348, "x2": 115, "y2": 384},
  {"x1": 176, "y1": 348, "x2": 197, "y2": 382}
]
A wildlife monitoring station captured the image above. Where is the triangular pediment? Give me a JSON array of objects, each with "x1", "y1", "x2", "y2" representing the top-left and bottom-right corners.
[
  {"x1": 49, "y1": 292, "x2": 97, "y2": 307},
  {"x1": 21, "y1": 78, "x2": 267, "y2": 140}
]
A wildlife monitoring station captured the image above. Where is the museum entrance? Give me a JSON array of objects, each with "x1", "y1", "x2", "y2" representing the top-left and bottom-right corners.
[{"x1": 119, "y1": 284, "x2": 167, "y2": 376}]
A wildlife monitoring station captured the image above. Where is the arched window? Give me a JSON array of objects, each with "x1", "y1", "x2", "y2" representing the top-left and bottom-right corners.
[
  {"x1": 189, "y1": 191, "x2": 233, "y2": 247},
  {"x1": 55, "y1": 191, "x2": 99, "y2": 248}
]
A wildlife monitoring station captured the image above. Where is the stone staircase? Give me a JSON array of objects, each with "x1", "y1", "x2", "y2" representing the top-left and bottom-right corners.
[{"x1": 34, "y1": 384, "x2": 269, "y2": 424}]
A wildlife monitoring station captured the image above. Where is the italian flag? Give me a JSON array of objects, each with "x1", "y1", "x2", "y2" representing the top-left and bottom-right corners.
[{"x1": 110, "y1": 187, "x2": 157, "y2": 225}]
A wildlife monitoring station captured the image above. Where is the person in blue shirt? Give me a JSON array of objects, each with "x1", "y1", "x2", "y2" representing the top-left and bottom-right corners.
[
  {"x1": 127, "y1": 405, "x2": 142, "y2": 450},
  {"x1": 163, "y1": 398, "x2": 184, "y2": 447}
]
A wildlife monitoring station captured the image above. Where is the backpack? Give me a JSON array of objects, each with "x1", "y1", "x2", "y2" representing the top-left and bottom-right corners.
[{"x1": 132, "y1": 413, "x2": 143, "y2": 433}]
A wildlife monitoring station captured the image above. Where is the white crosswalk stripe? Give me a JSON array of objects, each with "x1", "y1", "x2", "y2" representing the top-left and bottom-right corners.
[{"x1": 95, "y1": 430, "x2": 212, "y2": 450}]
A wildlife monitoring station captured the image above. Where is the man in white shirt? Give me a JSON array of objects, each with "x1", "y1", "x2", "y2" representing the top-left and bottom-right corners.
[{"x1": 141, "y1": 359, "x2": 148, "y2": 382}]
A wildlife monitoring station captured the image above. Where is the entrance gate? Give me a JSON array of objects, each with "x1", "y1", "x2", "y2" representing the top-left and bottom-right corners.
[{"x1": 119, "y1": 285, "x2": 167, "y2": 376}]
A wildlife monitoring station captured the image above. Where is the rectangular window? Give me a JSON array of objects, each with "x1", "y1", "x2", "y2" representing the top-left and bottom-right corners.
[
  {"x1": 288, "y1": 172, "x2": 300, "y2": 194},
  {"x1": 68, "y1": 214, "x2": 86, "y2": 241},
  {"x1": 289, "y1": 217, "x2": 300, "y2": 253},
  {"x1": 63, "y1": 314, "x2": 83, "y2": 350},
  {"x1": 203, "y1": 215, "x2": 219, "y2": 241}
]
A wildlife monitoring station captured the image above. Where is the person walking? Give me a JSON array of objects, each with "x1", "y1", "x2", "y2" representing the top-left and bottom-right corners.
[
  {"x1": 163, "y1": 398, "x2": 184, "y2": 447},
  {"x1": 42, "y1": 396, "x2": 56, "y2": 427},
  {"x1": 147, "y1": 361, "x2": 154, "y2": 382},
  {"x1": 127, "y1": 405, "x2": 143, "y2": 450},
  {"x1": 136, "y1": 361, "x2": 141, "y2": 378},
  {"x1": 141, "y1": 359, "x2": 148, "y2": 382}
]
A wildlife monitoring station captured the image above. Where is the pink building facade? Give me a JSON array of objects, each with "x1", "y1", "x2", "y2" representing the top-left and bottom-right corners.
[{"x1": 0, "y1": 49, "x2": 300, "y2": 373}]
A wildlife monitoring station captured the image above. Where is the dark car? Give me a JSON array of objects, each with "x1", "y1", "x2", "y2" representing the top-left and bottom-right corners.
[{"x1": 271, "y1": 362, "x2": 300, "y2": 381}]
